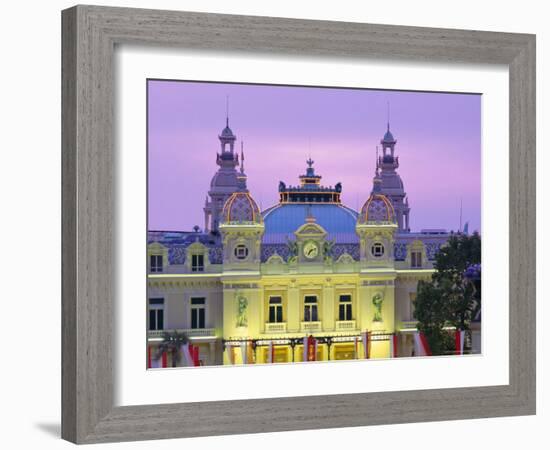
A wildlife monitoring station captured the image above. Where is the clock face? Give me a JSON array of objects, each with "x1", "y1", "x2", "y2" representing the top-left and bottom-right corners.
[{"x1": 303, "y1": 241, "x2": 319, "y2": 259}]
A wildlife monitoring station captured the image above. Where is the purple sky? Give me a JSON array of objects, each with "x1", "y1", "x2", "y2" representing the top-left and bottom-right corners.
[{"x1": 148, "y1": 80, "x2": 481, "y2": 233}]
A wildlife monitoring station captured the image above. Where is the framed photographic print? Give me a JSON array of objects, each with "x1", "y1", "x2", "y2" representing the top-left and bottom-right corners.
[{"x1": 62, "y1": 5, "x2": 535, "y2": 444}]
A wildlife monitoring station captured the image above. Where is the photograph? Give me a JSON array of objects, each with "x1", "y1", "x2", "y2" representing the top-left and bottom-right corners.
[{"x1": 146, "y1": 79, "x2": 482, "y2": 368}]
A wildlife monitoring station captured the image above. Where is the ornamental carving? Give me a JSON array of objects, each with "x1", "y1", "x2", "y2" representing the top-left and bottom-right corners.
[
  {"x1": 372, "y1": 291, "x2": 384, "y2": 322},
  {"x1": 236, "y1": 295, "x2": 248, "y2": 327}
]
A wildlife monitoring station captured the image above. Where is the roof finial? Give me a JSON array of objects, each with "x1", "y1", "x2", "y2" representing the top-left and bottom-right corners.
[
  {"x1": 306, "y1": 156, "x2": 314, "y2": 168},
  {"x1": 240, "y1": 140, "x2": 245, "y2": 174},
  {"x1": 305, "y1": 205, "x2": 316, "y2": 223}
]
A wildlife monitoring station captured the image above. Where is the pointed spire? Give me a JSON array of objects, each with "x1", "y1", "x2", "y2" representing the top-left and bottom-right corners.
[
  {"x1": 240, "y1": 141, "x2": 245, "y2": 174},
  {"x1": 381, "y1": 102, "x2": 396, "y2": 144},
  {"x1": 226, "y1": 95, "x2": 229, "y2": 127},
  {"x1": 375, "y1": 146, "x2": 380, "y2": 174}
]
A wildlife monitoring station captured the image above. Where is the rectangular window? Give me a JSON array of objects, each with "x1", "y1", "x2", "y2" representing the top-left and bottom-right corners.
[
  {"x1": 304, "y1": 295, "x2": 318, "y2": 322},
  {"x1": 148, "y1": 298, "x2": 164, "y2": 330},
  {"x1": 411, "y1": 251, "x2": 422, "y2": 268},
  {"x1": 191, "y1": 297, "x2": 206, "y2": 329},
  {"x1": 268, "y1": 296, "x2": 283, "y2": 323},
  {"x1": 191, "y1": 254, "x2": 205, "y2": 272},
  {"x1": 338, "y1": 294, "x2": 353, "y2": 321},
  {"x1": 150, "y1": 254, "x2": 163, "y2": 273}
]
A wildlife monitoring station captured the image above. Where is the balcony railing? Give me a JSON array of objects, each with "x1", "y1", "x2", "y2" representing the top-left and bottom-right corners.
[
  {"x1": 399, "y1": 320, "x2": 418, "y2": 331},
  {"x1": 147, "y1": 328, "x2": 217, "y2": 339},
  {"x1": 335, "y1": 320, "x2": 356, "y2": 331},
  {"x1": 301, "y1": 321, "x2": 322, "y2": 332},
  {"x1": 265, "y1": 322, "x2": 287, "y2": 333}
]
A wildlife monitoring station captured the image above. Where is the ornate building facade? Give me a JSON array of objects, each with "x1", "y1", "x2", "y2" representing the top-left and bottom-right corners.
[{"x1": 147, "y1": 117, "x2": 450, "y2": 367}]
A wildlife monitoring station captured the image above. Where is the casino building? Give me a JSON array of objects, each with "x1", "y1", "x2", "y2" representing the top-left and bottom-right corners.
[{"x1": 147, "y1": 116, "x2": 450, "y2": 367}]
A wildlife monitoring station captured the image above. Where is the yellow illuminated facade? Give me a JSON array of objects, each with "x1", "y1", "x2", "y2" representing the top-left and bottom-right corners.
[{"x1": 147, "y1": 120, "x2": 449, "y2": 367}]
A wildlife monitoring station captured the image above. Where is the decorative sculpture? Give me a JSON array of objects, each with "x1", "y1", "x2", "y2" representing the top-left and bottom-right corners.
[
  {"x1": 236, "y1": 296, "x2": 248, "y2": 327},
  {"x1": 322, "y1": 239, "x2": 335, "y2": 262},
  {"x1": 372, "y1": 292, "x2": 384, "y2": 322},
  {"x1": 286, "y1": 238, "x2": 299, "y2": 263}
]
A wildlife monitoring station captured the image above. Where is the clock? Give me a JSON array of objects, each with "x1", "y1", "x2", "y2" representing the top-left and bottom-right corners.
[{"x1": 303, "y1": 241, "x2": 319, "y2": 259}]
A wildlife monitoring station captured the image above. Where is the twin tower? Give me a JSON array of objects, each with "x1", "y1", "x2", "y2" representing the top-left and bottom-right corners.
[{"x1": 203, "y1": 116, "x2": 411, "y2": 237}]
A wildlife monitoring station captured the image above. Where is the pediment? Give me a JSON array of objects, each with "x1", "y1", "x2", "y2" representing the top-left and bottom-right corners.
[
  {"x1": 336, "y1": 252, "x2": 355, "y2": 264},
  {"x1": 266, "y1": 253, "x2": 285, "y2": 265},
  {"x1": 186, "y1": 241, "x2": 207, "y2": 252},
  {"x1": 148, "y1": 242, "x2": 167, "y2": 252},
  {"x1": 294, "y1": 222, "x2": 327, "y2": 238}
]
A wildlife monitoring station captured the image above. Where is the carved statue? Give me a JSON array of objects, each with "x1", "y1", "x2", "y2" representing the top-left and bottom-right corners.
[
  {"x1": 286, "y1": 238, "x2": 299, "y2": 262},
  {"x1": 322, "y1": 239, "x2": 335, "y2": 262},
  {"x1": 236, "y1": 296, "x2": 248, "y2": 327},
  {"x1": 335, "y1": 182, "x2": 342, "y2": 192},
  {"x1": 279, "y1": 181, "x2": 286, "y2": 192},
  {"x1": 372, "y1": 292, "x2": 384, "y2": 322}
]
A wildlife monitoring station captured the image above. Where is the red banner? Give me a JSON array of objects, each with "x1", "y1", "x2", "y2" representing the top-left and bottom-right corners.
[
  {"x1": 391, "y1": 334, "x2": 399, "y2": 358},
  {"x1": 362, "y1": 331, "x2": 371, "y2": 359},
  {"x1": 307, "y1": 335, "x2": 316, "y2": 361},
  {"x1": 419, "y1": 332, "x2": 432, "y2": 357},
  {"x1": 191, "y1": 344, "x2": 200, "y2": 366}
]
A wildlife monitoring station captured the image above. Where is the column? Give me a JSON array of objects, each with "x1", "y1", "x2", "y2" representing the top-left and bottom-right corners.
[
  {"x1": 287, "y1": 286, "x2": 300, "y2": 332},
  {"x1": 322, "y1": 285, "x2": 335, "y2": 331}
]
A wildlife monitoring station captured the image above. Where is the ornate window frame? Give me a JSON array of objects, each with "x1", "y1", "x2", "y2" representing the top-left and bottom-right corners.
[{"x1": 185, "y1": 241, "x2": 210, "y2": 273}]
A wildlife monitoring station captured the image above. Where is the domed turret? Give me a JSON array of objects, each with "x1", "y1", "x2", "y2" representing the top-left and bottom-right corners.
[
  {"x1": 220, "y1": 123, "x2": 236, "y2": 140},
  {"x1": 358, "y1": 193, "x2": 396, "y2": 224},
  {"x1": 373, "y1": 116, "x2": 410, "y2": 232},
  {"x1": 222, "y1": 191, "x2": 262, "y2": 224},
  {"x1": 382, "y1": 127, "x2": 396, "y2": 144},
  {"x1": 219, "y1": 188, "x2": 264, "y2": 270},
  {"x1": 204, "y1": 105, "x2": 242, "y2": 233}
]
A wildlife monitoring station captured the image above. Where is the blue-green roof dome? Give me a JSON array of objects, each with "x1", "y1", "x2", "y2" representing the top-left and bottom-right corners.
[{"x1": 262, "y1": 204, "x2": 358, "y2": 244}]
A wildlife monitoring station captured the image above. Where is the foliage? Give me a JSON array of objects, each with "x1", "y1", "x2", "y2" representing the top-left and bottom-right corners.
[
  {"x1": 414, "y1": 232, "x2": 481, "y2": 355},
  {"x1": 155, "y1": 330, "x2": 189, "y2": 367}
]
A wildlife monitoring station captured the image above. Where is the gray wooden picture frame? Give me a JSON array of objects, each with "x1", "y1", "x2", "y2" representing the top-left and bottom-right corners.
[{"x1": 61, "y1": 5, "x2": 536, "y2": 444}]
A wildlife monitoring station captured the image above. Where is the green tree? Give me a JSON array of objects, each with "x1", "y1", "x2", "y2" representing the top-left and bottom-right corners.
[
  {"x1": 155, "y1": 330, "x2": 189, "y2": 367},
  {"x1": 414, "y1": 232, "x2": 481, "y2": 355},
  {"x1": 414, "y1": 280, "x2": 454, "y2": 355}
]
